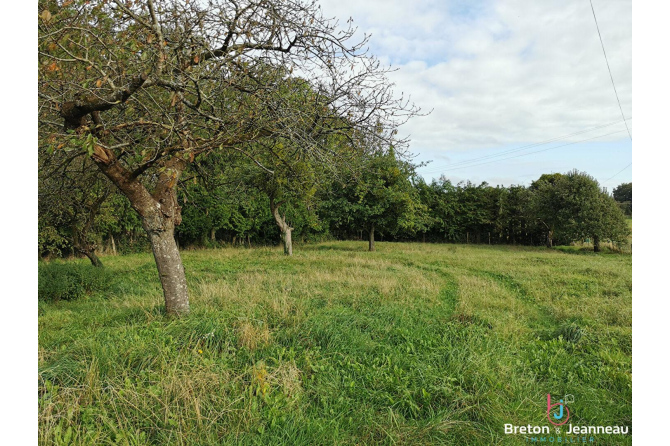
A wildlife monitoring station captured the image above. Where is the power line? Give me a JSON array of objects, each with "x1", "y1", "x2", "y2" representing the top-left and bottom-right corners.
[
  {"x1": 589, "y1": 0, "x2": 631, "y2": 140},
  {"x1": 420, "y1": 118, "x2": 631, "y2": 175},
  {"x1": 603, "y1": 162, "x2": 631, "y2": 183},
  {"x1": 435, "y1": 128, "x2": 628, "y2": 173}
]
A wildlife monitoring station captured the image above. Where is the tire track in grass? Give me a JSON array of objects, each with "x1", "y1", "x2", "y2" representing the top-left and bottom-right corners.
[
  {"x1": 394, "y1": 259, "x2": 459, "y2": 318},
  {"x1": 466, "y1": 268, "x2": 558, "y2": 331}
]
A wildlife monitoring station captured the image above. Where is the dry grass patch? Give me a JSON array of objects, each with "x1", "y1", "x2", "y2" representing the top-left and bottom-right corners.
[
  {"x1": 236, "y1": 320, "x2": 271, "y2": 350},
  {"x1": 249, "y1": 360, "x2": 303, "y2": 401},
  {"x1": 455, "y1": 273, "x2": 531, "y2": 337}
]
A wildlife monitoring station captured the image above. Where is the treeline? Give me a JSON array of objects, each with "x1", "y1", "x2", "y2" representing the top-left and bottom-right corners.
[{"x1": 39, "y1": 148, "x2": 631, "y2": 260}]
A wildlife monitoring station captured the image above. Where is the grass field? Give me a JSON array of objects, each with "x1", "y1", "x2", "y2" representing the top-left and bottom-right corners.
[{"x1": 38, "y1": 242, "x2": 632, "y2": 445}]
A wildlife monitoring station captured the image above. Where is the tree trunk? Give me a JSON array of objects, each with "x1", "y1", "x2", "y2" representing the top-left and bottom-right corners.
[
  {"x1": 270, "y1": 197, "x2": 293, "y2": 256},
  {"x1": 282, "y1": 227, "x2": 293, "y2": 255},
  {"x1": 73, "y1": 232, "x2": 103, "y2": 268},
  {"x1": 145, "y1": 218, "x2": 189, "y2": 315},
  {"x1": 77, "y1": 244, "x2": 103, "y2": 268},
  {"x1": 593, "y1": 235, "x2": 601, "y2": 252},
  {"x1": 369, "y1": 223, "x2": 375, "y2": 252},
  {"x1": 110, "y1": 233, "x2": 117, "y2": 256},
  {"x1": 546, "y1": 229, "x2": 553, "y2": 248},
  {"x1": 93, "y1": 151, "x2": 190, "y2": 316},
  {"x1": 84, "y1": 249, "x2": 103, "y2": 268},
  {"x1": 210, "y1": 228, "x2": 216, "y2": 242}
]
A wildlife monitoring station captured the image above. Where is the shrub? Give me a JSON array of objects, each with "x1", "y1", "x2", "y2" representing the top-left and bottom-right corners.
[{"x1": 38, "y1": 262, "x2": 113, "y2": 302}]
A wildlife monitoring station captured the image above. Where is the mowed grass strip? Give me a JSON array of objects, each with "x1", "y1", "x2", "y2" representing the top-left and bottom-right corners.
[{"x1": 38, "y1": 242, "x2": 631, "y2": 445}]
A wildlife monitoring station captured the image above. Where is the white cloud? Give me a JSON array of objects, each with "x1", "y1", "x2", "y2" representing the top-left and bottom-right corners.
[{"x1": 319, "y1": 0, "x2": 632, "y2": 167}]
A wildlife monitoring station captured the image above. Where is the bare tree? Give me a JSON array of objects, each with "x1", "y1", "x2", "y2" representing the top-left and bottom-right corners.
[{"x1": 38, "y1": 0, "x2": 417, "y2": 316}]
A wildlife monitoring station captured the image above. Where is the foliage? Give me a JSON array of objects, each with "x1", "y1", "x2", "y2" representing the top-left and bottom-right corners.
[
  {"x1": 321, "y1": 149, "x2": 429, "y2": 244},
  {"x1": 612, "y1": 182, "x2": 632, "y2": 203},
  {"x1": 38, "y1": 262, "x2": 114, "y2": 302},
  {"x1": 613, "y1": 182, "x2": 632, "y2": 216},
  {"x1": 557, "y1": 170, "x2": 630, "y2": 249}
]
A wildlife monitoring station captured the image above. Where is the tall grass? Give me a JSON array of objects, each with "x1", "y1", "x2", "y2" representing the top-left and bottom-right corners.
[{"x1": 38, "y1": 242, "x2": 632, "y2": 445}]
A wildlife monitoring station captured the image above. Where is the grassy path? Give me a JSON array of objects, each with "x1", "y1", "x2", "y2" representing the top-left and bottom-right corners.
[{"x1": 39, "y1": 242, "x2": 631, "y2": 445}]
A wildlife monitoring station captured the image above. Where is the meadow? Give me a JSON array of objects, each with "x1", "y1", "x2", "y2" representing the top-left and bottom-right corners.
[{"x1": 38, "y1": 242, "x2": 632, "y2": 445}]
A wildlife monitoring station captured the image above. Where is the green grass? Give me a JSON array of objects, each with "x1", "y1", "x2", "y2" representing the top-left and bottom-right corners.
[{"x1": 38, "y1": 242, "x2": 632, "y2": 445}]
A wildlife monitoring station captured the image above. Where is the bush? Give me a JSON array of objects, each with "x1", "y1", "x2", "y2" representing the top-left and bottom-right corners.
[{"x1": 38, "y1": 262, "x2": 114, "y2": 302}]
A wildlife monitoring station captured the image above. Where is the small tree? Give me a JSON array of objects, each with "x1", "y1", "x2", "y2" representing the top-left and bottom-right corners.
[
  {"x1": 561, "y1": 171, "x2": 629, "y2": 252},
  {"x1": 241, "y1": 146, "x2": 318, "y2": 256},
  {"x1": 324, "y1": 149, "x2": 428, "y2": 251}
]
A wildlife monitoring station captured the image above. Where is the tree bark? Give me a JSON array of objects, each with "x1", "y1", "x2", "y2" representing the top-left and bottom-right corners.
[
  {"x1": 546, "y1": 229, "x2": 553, "y2": 248},
  {"x1": 93, "y1": 150, "x2": 190, "y2": 316},
  {"x1": 282, "y1": 227, "x2": 292, "y2": 255},
  {"x1": 270, "y1": 198, "x2": 293, "y2": 256},
  {"x1": 145, "y1": 219, "x2": 189, "y2": 315},
  {"x1": 369, "y1": 223, "x2": 375, "y2": 252},
  {"x1": 110, "y1": 233, "x2": 117, "y2": 256},
  {"x1": 593, "y1": 235, "x2": 601, "y2": 252},
  {"x1": 210, "y1": 228, "x2": 216, "y2": 242}
]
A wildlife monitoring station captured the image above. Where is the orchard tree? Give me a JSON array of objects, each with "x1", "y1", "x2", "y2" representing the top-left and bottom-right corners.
[
  {"x1": 530, "y1": 173, "x2": 566, "y2": 248},
  {"x1": 586, "y1": 192, "x2": 629, "y2": 252},
  {"x1": 324, "y1": 149, "x2": 428, "y2": 251},
  {"x1": 560, "y1": 170, "x2": 629, "y2": 252},
  {"x1": 39, "y1": 0, "x2": 417, "y2": 315},
  {"x1": 231, "y1": 77, "x2": 356, "y2": 256},
  {"x1": 247, "y1": 150, "x2": 317, "y2": 256}
]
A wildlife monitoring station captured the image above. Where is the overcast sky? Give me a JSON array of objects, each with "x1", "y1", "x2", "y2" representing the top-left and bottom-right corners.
[{"x1": 318, "y1": 0, "x2": 632, "y2": 190}]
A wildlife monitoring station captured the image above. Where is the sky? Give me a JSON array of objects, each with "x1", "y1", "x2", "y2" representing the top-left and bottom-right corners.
[{"x1": 318, "y1": 0, "x2": 632, "y2": 191}]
